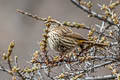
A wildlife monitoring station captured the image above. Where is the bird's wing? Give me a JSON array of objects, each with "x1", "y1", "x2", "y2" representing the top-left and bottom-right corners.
[
  {"x1": 63, "y1": 32, "x2": 88, "y2": 41},
  {"x1": 54, "y1": 26, "x2": 87, "y2": 41}
]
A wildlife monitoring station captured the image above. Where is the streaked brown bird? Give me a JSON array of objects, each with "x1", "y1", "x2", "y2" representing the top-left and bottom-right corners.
[{"x1": 48, "y1": 25, "x2": 107, "y2": 54}]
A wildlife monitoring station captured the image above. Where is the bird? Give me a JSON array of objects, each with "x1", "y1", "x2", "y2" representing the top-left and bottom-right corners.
[{"x1": 47, "y1": 25, "x2": 107, "y2": 54}]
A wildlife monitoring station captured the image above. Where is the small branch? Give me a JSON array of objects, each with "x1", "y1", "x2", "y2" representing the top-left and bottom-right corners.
[
  {"x1": 86, "y1": 61, "x2": 115, "y2": 72},
  {"x1": 17, "y1": 71, "x2": 25, "y2": 80},
  {"x1": 17, "y1": 9, "x2": 47, "y2": 21},
  {"x1": 71, "y1": 0, "x2": 115, "y2": 25},
  {"x1": 8, "y1": 57, "x2": 12, "y2": 70},
  {"x1": 67, "y1": 61, "x2": 116, "y2": 75},
  {"x1": 0, "y1": 64, "x2": 13, "y2": 76},
  {"x1": 17, "y1": 9, "x2": 62, "y2": 25},
  {"x1": 84, "y1": 75, "x2": 116, "y2": 80},
  {"x1": 38, "y1": 71, "x2": 45, "y2": 80}
]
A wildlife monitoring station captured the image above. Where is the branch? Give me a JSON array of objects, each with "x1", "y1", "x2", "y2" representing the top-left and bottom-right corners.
[
  {"x1": 71, "y1": 0, "x2": 115, "y2": 25},
  {"x1": 84, "y1": 75, "x2": 116, "y2": 80}
]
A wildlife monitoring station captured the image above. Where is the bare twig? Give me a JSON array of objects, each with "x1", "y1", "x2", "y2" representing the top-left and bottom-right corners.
[
  {"x1": 84, "y1": 75, "x2": 116, "y2": 80},
  {"x1": 71, "y1": 0, "x2": 115, "y2": 25}
]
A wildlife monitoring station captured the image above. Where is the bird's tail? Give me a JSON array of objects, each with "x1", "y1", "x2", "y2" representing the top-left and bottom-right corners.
[
  {"x1": 77, "y1": 40, "x2": 109, "y2": 47},
  {"x1": 83, "y1": 41, "x2": 109, "y2": 47}
]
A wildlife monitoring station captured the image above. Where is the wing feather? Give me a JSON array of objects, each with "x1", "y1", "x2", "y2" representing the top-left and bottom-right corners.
[{"x1": 63, "y1": 32, "x2": 88, "y2": 41}]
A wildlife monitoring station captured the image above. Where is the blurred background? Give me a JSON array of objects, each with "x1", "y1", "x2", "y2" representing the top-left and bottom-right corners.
[{"x1": 0, "y1": 0, "x2": 119, "y2": 79}]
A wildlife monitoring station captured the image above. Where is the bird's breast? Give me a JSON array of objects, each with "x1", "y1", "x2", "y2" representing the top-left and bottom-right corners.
[{"x1": 48, "y1": 31, "x2": 60, "y2": 51}]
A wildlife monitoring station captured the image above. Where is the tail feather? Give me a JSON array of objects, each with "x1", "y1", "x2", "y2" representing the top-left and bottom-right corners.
[
  {"x1": 77, "y1": 40, "x2": 109, "y2": 47},
  {"x1": 83, "y1": 41, "x2": 109, "y2": 47}
]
